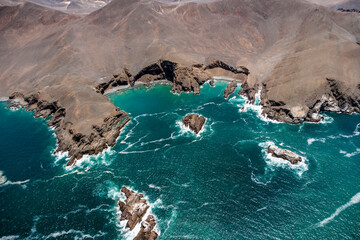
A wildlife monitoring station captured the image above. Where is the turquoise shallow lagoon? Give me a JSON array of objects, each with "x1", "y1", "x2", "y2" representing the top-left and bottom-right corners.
[{"x1": 0, "y1": 81, "x2": 359, "y2": 239}]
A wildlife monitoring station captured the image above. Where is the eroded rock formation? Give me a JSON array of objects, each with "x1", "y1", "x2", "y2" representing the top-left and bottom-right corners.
[
  {"x1": 182, "y1": 113, "x2": 206, "y2": 134},
  {"x1": 267, "y1": 144, "x2": 302, "y2": 164},
  {"x1": 118, "y1": 187, "x2": 158, "y2": 240}
]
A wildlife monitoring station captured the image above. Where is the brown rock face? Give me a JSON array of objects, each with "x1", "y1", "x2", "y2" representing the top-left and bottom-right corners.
[
  {"x1": 118, "y1": 187, "x2": 158, "y2": 240},
  {"x1": 224, "y1": 80, "x2": 238, "y2": 99},
  {"x1": 134, "y1": 215, "x2": 158, "y2": 240},
  {"x1": 267, "y1": 144, "x2": 302, "y2": 164},
  {"x1": 182, "y1": 114, "x2": 206, "y2": 134}
]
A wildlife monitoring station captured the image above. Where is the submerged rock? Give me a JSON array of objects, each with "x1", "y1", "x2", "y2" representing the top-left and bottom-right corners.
[
  {"x1": 224, "y1": 80, "x2": 238, "y2": 99},
  {"x1": 267, "y1": 144, "x2": 302, "y2": 164},
  {"x1": 118, "y1": 187, "x2": 158, "y2": 240},
  {"x1": 182, "y1": 113, "x2": 206, "y2": 134}
]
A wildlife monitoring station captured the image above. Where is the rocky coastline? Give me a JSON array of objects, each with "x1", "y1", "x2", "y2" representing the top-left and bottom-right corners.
[
  {"x1": 267, "y1": 144, "x2": 302, "y2": 165},
  {"x1": 6, "y1": 92, "x2": 130, "y2": 166},
  {"x1": 118, "y1": 187, "x2": 158, "y2": 240}
]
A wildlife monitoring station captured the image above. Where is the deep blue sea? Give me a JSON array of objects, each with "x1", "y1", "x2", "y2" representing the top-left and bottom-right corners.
[{"x1": 0, "y1": 81, "x2": 359, "y2": 239}]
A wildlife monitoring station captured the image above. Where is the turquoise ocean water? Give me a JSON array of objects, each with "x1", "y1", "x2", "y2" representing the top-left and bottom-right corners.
[{"x1": 0, "y1": 81, "x2": 359, "y2": 239}]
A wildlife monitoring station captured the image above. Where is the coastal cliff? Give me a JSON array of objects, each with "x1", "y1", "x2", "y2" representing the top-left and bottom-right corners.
[{"x1": 1, "y1": 0, "x2": 360, "y2": 163}]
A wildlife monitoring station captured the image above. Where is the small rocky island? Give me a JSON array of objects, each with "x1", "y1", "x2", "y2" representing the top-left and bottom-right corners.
[
  {"x1": 182, "y1": 114, "x2": 206, "y2": 134},
  {"x1": 118, "y1": 187, "x2": 158, "y2": 240},
  {"x1": 267, "y1": 144, "x2": 302, "y2": 164}
]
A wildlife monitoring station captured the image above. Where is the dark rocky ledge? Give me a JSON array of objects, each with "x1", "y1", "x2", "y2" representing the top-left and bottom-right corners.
[
  {"x1": 96, "y1": 60, "x2": 248, "y2": 95},
  {"x1": 7, "y1": 92, "x2": 130, "y2": 166},
  {"x1": 337, "y1": 8, "x2": 360, "y2": 14},
  {"x1": 118, "y1": 187, "x2": 158, "y2": 240},
  {"x1": 182, "y1": 114, "x2": 206, "y2": 134},
  {"x1": 267, "y1": 144, "x2": 302, "y2": 164}
]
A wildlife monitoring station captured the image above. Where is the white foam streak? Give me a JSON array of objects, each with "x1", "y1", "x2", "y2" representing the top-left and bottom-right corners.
[
  {"x1": 0, "y1": 170, "x2": 29, "y2": 188},
  {"x1": 307, "y1": 138, "x2": 326, "y2": 145},
  {"x1": 318, "y1": 192, "x2": 360, "y2": 227}
]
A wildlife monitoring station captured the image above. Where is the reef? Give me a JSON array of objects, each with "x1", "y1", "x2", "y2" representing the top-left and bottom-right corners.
[
  {"x1": 182, "y1": 113, "x2": 206, "y2": 134},
  {"x1": 267, "y1": 144, "x2": 302, "y2": 164},
  {"x1": 118, "y1": 187, "x2": 158, "y2": 240}
]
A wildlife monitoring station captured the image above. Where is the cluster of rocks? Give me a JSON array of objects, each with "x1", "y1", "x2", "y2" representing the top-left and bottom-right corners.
[
  {"x1": 7, "y1": 92, "x2": 130, "y2": 166},
  {"x1": 96, "y1": 60, "x2": 249, "y2": 96},
  {"x1": 256, "y1": 78, "x2": 360, "y2": 124},
  {"x1": 267, "y1": 144, "x2": 302, "y2": 164},
  {"x1": 182, "y1": 113, "x2": 206, "y2": 134},
  {"x1": 118, "y1": 187, "x2": 158, "y2": 240}
]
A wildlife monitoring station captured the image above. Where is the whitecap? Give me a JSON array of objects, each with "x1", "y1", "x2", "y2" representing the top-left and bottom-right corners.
[
  {"x1": 339, "y1": 148, "x2": 360, "y2": 158},
  {"x1": 0, "y1": 235, "x2": 19, "y2": 240},
  {"x1": 148, "y1": 184, "x2": 162, "y2": 190},
  {"x1": 307, "y1": 138, "x2": 326, "y2": 145},
  {"x1": 318, "y1": 192, "x2": 360, "y2": 227}
]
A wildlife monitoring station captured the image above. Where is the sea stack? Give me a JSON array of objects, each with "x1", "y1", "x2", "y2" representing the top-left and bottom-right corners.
[
  {"x1": 118, "y1": 187, "x2": 158, "y2": 239},
  {"x1": 224, "y1": 80, "x2": 238, "y2": 99},
  {"x1": 182, "y1": 114, "x2": 206, "y2": 134},
  {"x1": 267, "y1": 144, "x2": 302, "y2": 164}
]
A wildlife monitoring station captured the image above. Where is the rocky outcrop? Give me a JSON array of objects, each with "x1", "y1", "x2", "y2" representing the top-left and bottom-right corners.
[
  {"x1": 224, "y1": 80, "x2": 238, "y2": 99},
  {"x1": 7, "y1": 91, "x2": 130, "y2": 166},
  {"x1": 134, "y1": 215, "x2": 158, "y2": 240},
  {"x1": 337, "y1": 8, "x2": 360, "y2": 13},
  {"x1": 258, "y1": 78, "x2": 360, "y2": 124},
  {"x1": 209, "y1": 79, "x2": 215, "y2": 87},
  {"x1": 267, "y1": 144, "x2": 302, "y2": 164},
  {"x1": 182, "y1": 113, "x2": 206, "y2": 134},
  {"x1": 118, "y1": 187, "x2": 158, "y2": 240},
  {"x1": 96, "y1": 60, "x2": 248, "y2": 95},
  {"x1": 96, "y1": 68, "x2": 132, "y2": 94}
]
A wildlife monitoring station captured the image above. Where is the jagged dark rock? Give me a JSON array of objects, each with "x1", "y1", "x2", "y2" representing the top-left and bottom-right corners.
[
  {"x1": 118, "y1": 187, "x2": 158, "y2": 240},
  {"x1": 267, "y1": 144, "x2": 302, "y2": 164},
  {"x1": 337, "y1": 8, "x2": 360, "y2": 13},
  {"x1": 182, "y1": 113, "x2": 206, "y2": 134},
  {"x1": 224, "y1": 80, "x2": 238, "y2": 99},
  {"x1": 209, "y1": 79, "x2": 215, "y2": 87}
]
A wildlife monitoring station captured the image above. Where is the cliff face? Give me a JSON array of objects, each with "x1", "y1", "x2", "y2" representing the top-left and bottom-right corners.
[{"x1": 1, "y1": 0, "x2": 360, "y2": 163}]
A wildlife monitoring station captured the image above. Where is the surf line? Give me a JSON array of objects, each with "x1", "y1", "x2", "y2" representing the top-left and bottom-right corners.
[{"x1": 317, "y1": 192, "x2": 360, "y2": 227}]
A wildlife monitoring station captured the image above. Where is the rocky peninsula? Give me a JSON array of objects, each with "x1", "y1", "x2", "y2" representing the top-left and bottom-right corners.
[
  {"x1": 182, "y1": 114, "x2": 206, "y2": 134},
  {"x1": 118, "y1": 187, "x2": 158, "y2": 240}
]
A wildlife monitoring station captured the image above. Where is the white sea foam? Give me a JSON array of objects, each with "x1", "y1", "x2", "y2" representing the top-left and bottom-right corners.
[
  {"x1": 0, "y1": 170, "x2": 29, "y2": 188},
  {"x1": 339, "y1": 148, "x2": 360, "y2": 158},
  {"x1": 0, "y1": 236, "x2": 19, "y2": 240},
  {"x1": 307, "y1": 138, "x2": 326, "y2": 145},
  {"x1": 148, "y1": 184, "x2": 162, "y2": 190},
  {"x1": 66, "y1": 146, "x2": 116, "y2": 171},
  {"x1": 259, "y1": 142, "x2": 309, "y2": 177},
  {"x1": 318, "y1": 192, "x2": 360, "y2": 227}
]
